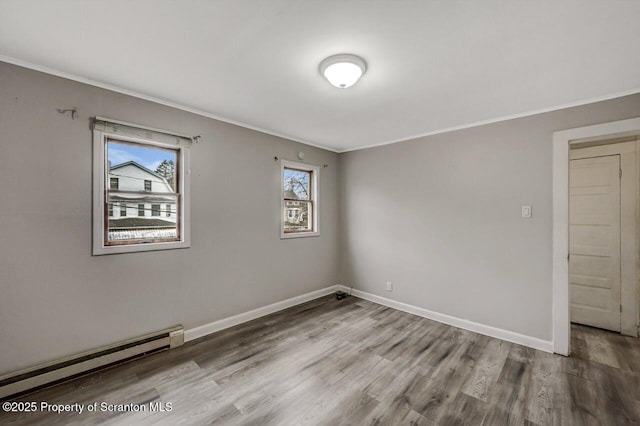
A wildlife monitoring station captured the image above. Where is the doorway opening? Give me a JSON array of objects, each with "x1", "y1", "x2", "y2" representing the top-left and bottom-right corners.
[
  {"x1": 552, "y1": 117, "x2": 640, "y2": 355},
  {"x1": 569, "y1": 138, "x2": 638, "y2": 343}
]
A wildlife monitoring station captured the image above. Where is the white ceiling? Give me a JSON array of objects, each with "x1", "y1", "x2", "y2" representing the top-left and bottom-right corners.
[{"x1": 1, "y1": 1, "x2": 639, "y2": 152}]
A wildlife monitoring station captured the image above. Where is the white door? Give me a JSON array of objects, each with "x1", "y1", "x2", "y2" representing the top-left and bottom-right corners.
[{"x1": 569, "y1": 155, "x2": 621, "y2": 332}]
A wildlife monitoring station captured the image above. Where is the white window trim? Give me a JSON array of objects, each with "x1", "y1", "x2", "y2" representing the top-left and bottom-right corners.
[
  {"x1": 92, "y1": 120, "x2": 191, "y2": 255},
  {"x1": 280, "y1": 159, "x2": 319, "y2": 239}
]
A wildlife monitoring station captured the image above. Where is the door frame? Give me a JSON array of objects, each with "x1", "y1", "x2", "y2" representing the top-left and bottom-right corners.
[{"x1": 553, "y1": 117, "x2": 640, "y2": 355}]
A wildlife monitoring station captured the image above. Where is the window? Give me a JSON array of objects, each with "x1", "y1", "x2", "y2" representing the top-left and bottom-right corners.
[
  {"x1": 93, "y1": 117, "x2": 192, "y2": 255},
  {"x1": 166, "y1": 204, "x2": 172, "y2": 217},
  {"x1": 281, "y1": 160, "x2": 319, "y2": 238}
]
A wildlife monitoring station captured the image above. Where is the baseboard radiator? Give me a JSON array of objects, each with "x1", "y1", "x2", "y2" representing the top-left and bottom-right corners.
[{"x1": 0, "y1": 325, "x2": 184, "y2": 400}]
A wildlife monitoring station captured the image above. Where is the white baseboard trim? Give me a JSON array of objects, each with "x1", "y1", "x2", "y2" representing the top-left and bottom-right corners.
[
  {"x1": 339, "y1": 285, "x2": 554, "y2": 353},
  {"x1": 184, "y1": 284, "x2": 553, "y2": 354},
  {"x1": 184, "y1": 285, "x2": 340, "y2": 342}
]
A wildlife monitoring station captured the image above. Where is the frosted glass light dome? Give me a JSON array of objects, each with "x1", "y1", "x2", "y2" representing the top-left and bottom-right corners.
[{"x1": 319, "y1": 54, "x2": 367, "y2": 88}]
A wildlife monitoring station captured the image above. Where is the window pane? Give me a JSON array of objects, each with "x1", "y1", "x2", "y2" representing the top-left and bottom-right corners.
[
  {"x1": 107, "y1": 192, "x2": 178, "y2": 242},
  {"x1": 283, "y1": 200, "x2": 312, "y2": 232},
  {"x1": 107, "y1": 140, "x2": 178, "y2": 192},
  {"x1": 283, "y1": 168, "x2": 311, "y2": 201}
]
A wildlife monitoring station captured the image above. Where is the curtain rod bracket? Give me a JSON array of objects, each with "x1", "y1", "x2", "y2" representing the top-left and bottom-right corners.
[{"x1": 57, "y1": 107, "x2": 78, "y2": 120}]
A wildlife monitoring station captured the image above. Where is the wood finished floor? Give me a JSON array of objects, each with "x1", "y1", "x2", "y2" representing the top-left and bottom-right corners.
[{"x1": 2, "y1": 295, "x2": 639, "y2": 425}]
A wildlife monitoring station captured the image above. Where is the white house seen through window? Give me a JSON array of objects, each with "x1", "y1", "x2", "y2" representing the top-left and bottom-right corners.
[{"x1": 105, "y1": 140, "x2": 179, "y2": 245}]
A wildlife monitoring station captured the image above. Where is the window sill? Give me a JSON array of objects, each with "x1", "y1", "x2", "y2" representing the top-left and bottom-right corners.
[
  {"x1": 280, "y1": 231, "x2": 320, "y2": 239},
  {"x1": 93, "y1": 240, "x2": 190, "y2": 255}
]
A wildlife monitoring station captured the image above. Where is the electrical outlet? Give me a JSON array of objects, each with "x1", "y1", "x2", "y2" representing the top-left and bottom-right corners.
[{"x1": 386, "y1": 282, "x2": 393, "y2": 292}]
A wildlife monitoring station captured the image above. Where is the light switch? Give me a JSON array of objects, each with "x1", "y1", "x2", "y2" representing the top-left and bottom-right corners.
[{"x1": 521, "y1": 205, "x2": 532, "y2": 218}]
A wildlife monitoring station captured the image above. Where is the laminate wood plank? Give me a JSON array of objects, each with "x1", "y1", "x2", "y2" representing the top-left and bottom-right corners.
[
  {"x1": 573, "y1": 323, "x2": 640, "y2": 373},
  {"x1": 580, "y1": 359, "x2": 640, "y2": 423},
  {"x1": 360, "y1": 357, "x2": 404, "y2": 401},
  {"x1": 239, "y1": 373, "x2": 329, "y2": 425},
  {"x1": 407, "y1": 339, "x2": 486, "y2": 422},
  {"x1": 365, "y1": 363, "x2": 426, "y2": 409},
  {"x1": 313, "y1": 388, "x2": 379, "y2": 425},
  {"x1": 508, "y1": 343, "x2": 538, "y2": 365},
  {"x1": 564, "y1": 373, "x2": 601, "y2": 426},
  {"x1": 359, "y1": 390, "x2": 426, "y2": 426},
  {"x1": 400, "y1": 409, "x2": 437, "y2": 426},
  {"x1": 206, "y1": 347, "x2": 341, "y2": 419},
  {"x1": 570, "y1": 335, "x2": 589, "y2": 361},
  {"x1": 525, "y1": 352, "x2": 563, "y2": 426},
  {"x1": 582, "y1": 328, "x2": 622, "y2": 369},
  {"x1": 561, "y1": 352, "x2": 640, "y2": 420},
  {"x1": 438, "y1": 392, "x2": 487, "y2": 425},
  {"x1": 407, "y1": 326, "x2": 464, "y2": 377},
  {"x1": 462, "y1": 338, "x2": 509, "y2": 402},
  {"x1": 377, "y1": 318, "x2": 436, "y2": 362},
  {"x1": 480, "y1": 405, "x2": 533, "y2": 426},
  {"x1": 487, "y1": 356, "x2": 535, "y2": 424},
  {"x1": 615, "y1": 337, "x2": 640, "y2": 373}
]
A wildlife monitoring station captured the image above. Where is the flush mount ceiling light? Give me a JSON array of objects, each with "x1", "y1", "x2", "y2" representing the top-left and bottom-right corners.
[{"x1": 319, "y1": 54, "x2": 367, "y2": 89}]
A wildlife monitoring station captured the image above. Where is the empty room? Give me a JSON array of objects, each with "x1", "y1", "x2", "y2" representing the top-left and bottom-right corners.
[{"x1": 1, "y1": 1, "x2": 640, "y2": 425}]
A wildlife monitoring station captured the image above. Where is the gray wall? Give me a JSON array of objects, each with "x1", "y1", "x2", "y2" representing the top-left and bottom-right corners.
[
  {"x1": 339, "y1": 94, "x2": 640, "y2": 341},
  {"x1": 0, "y1": 62, "x2": 340, "y2": 374}
]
